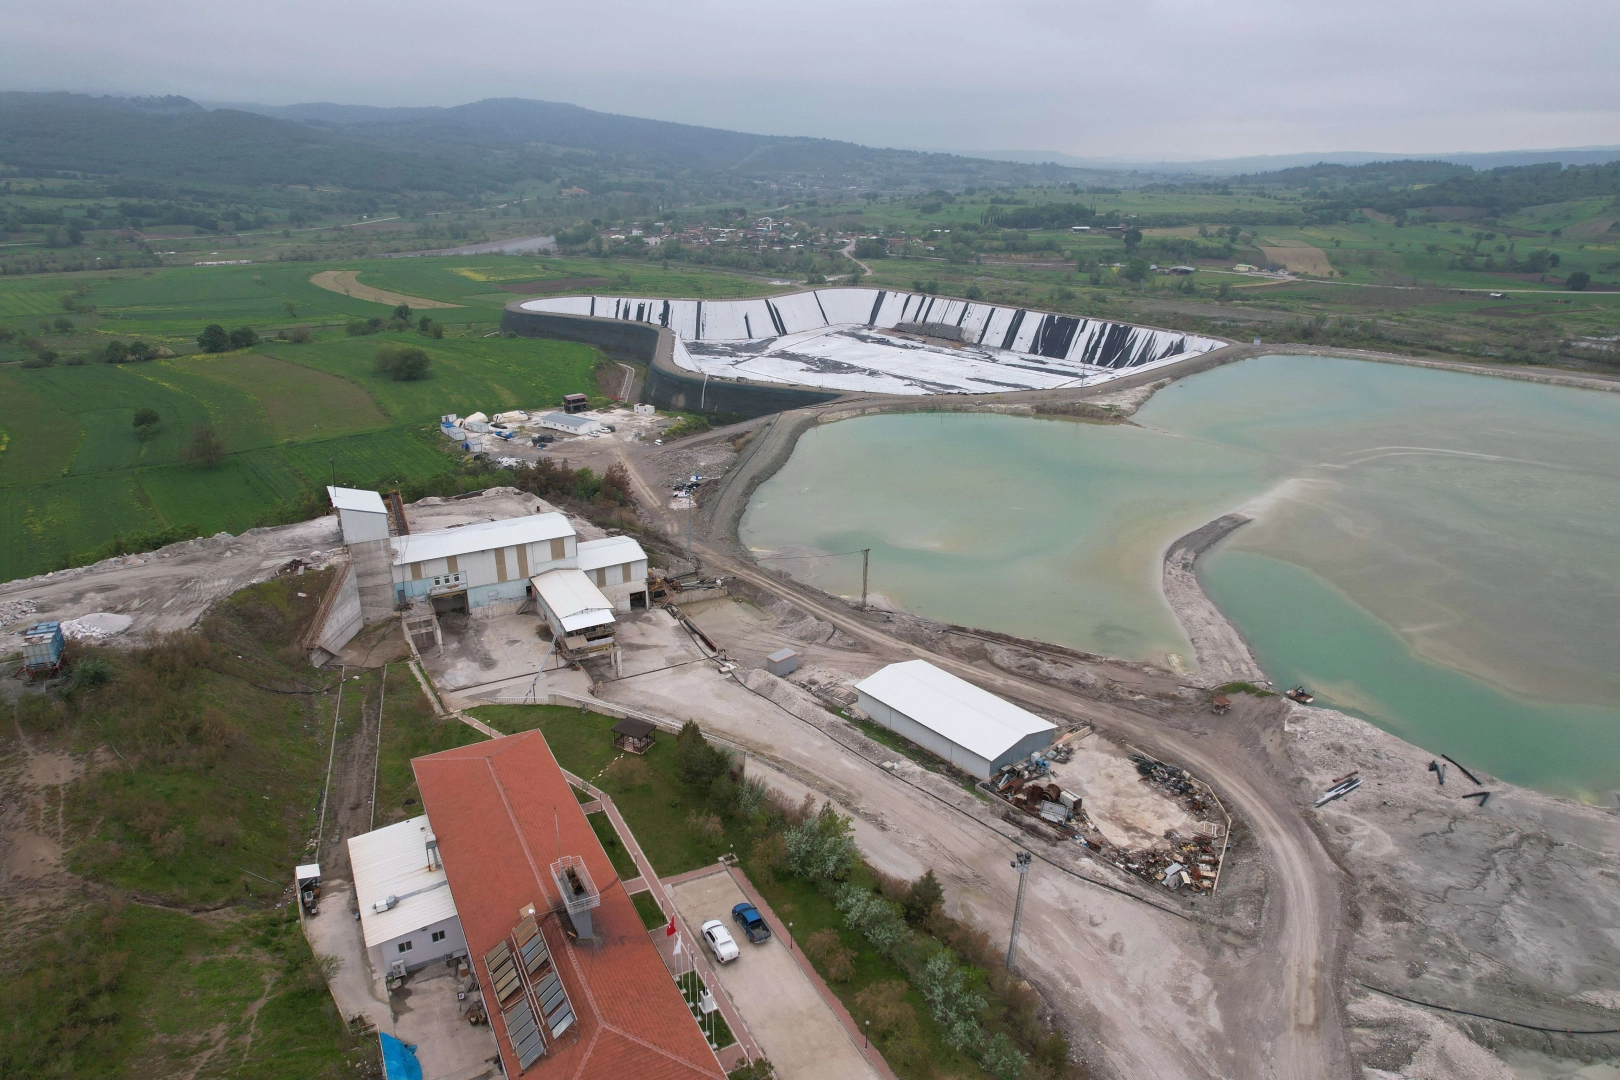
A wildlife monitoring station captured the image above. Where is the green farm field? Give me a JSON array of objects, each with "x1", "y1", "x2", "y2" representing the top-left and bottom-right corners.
[{"x1": 0, "y1": 255, "x2": 738, "y2": 580}]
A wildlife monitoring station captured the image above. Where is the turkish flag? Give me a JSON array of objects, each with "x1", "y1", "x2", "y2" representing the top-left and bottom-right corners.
[{"x1": 665, "y1": 916, "x2": 676, "y2": 937}]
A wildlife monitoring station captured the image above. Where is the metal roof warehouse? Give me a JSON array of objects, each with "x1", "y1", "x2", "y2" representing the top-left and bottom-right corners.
[{"x1": 854, "y1": 660, "x2": 1056, "y2": 778}]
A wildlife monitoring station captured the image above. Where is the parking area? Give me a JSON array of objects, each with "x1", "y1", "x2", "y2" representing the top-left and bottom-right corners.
[
  {"x1": 301, "y1": 880, "x2": 500, "y2": 1080},
  {"x1": 668, "y1": 870, "x2": 882, "y2": 1080}
]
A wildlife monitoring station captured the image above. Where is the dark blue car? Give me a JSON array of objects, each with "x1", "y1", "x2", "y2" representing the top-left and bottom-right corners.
[{"x1": 731, "y1": 902, "x2": 771, "y2": 944}]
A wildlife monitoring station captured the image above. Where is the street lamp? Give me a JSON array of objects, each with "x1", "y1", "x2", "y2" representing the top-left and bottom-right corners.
[{"x1": 1006, "y1": 850, "x2": 1033, "y2": 971}]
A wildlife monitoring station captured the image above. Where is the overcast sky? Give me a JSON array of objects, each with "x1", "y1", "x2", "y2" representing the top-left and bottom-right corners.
[{"x1": 3, "y1": 0, "x2": 1615, "y2": 160}]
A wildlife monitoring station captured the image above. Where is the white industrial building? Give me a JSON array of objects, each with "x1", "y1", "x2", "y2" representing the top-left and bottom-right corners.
[
  {"x1": 392, "y1": 513, "x2": 579, "y2": 617},
  {"x1": 530, "y1": 568, "x2": 618, "y2": 657},
  {"x1": 574, "y1": 534, "x2": 651, "y2": 611},
  {"x1": 538, "y1": 412, "x2": 608, "y2": 436},
  {"x1": 327, "y1": 486, "x2": 390, "y2": 543},
  {"x1": 854, "y1": 660, "x2": 1056, "y2": 778},
  {"x1": 348, "y1": 815, "x2": 466, "y2": 977},
  {"x1": 316, "y1": 486, "x2": 650, "y2": 666}
]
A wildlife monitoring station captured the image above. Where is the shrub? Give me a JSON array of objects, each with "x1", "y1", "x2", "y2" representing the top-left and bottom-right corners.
[
  {"x1": 674, "y1": 721, "x2": 731, "y2": 788},
  {"x1": 104, "y1": 339, "x2": 129, "y2": 363},
  {"x1": 915, "y1": 948, "x2": 985, "y2": 1053},
  {"x1": 181, "y1": 423, "x2": 227, "y2": 467},
  {"x1": 197, "y1": 323, "x2": 230, "y2": 352},
  {"x1": 132, "y1": 408, "x2": 161, "y2": 441},
  {"x1": 285, "y1": 325, "x2": 313, "y2": 344},
  {"x1": 346, "y1": 317, "x2": 384, "y2": 336},
  {"x1": 833, "y1": 882, "x2": 910, "y2": 956},
  {"x1": 227, "y1": 326, "x2": 259, "y2": 349},
  {"x1": 66, "y1": 656, "x2": 112, "y2": 695},
  {"x1": 783, "y1": 802, "x2": 857, "y2": 882},
  {"x1": 21, "y1": 351, "x2": 55, "y2": 368},
  {"x1": 372, "y1": 345, "x2": 431, "y2": 381},
  {"x1": 804, "y1": 929, "x2": 855, "y2": 983},
  {"x1": 1566, "y1": 270, "x2": 1590, "y2": 291},
  {"x1": 901, "y1": 869, "x2": 944, "y2": 926}
]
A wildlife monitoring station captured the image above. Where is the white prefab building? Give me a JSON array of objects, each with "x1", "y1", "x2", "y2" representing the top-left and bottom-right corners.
[
  {"x1": 348, "y1": 816, "x2": 466, "y2": 977},
  {"x1": 575, "y1": 535, "x2": 649, "y2": 611},
  {"x1": 538, "y1": 412, "x2": 607, "y2": 436},
  {"x1": 328, "y1": 486, "x2": 390, "y2": 544},
  {"x1": 854, "y1": 660, "x2": 1057, "y2": 778},
  {"x1": 530, "y1": 568, "x2": 617, "y2": 655},
  {"x1": 391, "y1": 513, "x2": 577, "y2": 617}
]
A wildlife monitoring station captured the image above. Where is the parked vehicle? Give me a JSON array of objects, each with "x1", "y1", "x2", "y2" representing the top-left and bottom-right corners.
[
  {"x1": 731, "y1": 903, "x2": 771, "y2": 944},
  {"x1": 700, "y1": 919, "x2": 739, "y2": 963}
]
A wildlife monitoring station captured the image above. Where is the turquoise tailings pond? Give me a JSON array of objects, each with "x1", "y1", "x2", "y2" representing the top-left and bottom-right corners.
[{"x1": 740, "y1": 354, "x2": 1620, "y2": 800}]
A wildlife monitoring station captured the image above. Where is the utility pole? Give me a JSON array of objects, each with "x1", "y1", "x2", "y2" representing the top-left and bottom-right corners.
[
  {"x1": 860, "y1": 548, "x2": 870, "y2": 611},
  {"x1": 1006, "y1": 850, "x2": 1033, "y2": 971}
]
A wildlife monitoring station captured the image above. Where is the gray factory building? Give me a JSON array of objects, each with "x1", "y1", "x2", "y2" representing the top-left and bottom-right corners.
[{"x1": 855, "y1": 660, "x2": 1056, "y2": 778}]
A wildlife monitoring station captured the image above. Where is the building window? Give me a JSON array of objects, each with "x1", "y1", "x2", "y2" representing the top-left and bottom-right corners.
[
  {"x1": 432, "y1": 930, "x2": 446, "y2": 943},
  {"x1": 398, "y1": 941, "x2": 413, "y2": 953}
]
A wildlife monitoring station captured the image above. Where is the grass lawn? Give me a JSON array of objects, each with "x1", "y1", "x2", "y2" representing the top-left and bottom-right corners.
[
  {"x1": 0, "y1": 573, "x2": 381, "y2": 1078},
  {"x1": 632, "y1": 890, "x2": 668, "y2": 930},
  {"x1": 371, "y1": 662, "x2": 486, "y2": 827},
  {"x1": 0, "y1": 902, "x2": 364, "y2": 1080},
  {"x1": 47, "y1": 576, "x2": 340, "y2": 904},
  {"x1": 588, "y1": 810, "x2": 641, "y2": 881},
  {"x1": 470, "y1": 705, "x2": 741, "y2": 875}
]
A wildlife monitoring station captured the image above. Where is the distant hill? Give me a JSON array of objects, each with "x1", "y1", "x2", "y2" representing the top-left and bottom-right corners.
[
  {"x1": 217, "y1": 97, "x2": 1107, "y2": 192},
  {"x1": 0, "y1": 92, "x2": 484, "y2": 193},
  {"x1": 0, "y1": 92, "x2": 1106, "y2": 198},
  {"x1": 929, "y1": 146, "x2": 1620, "y2": 175}
]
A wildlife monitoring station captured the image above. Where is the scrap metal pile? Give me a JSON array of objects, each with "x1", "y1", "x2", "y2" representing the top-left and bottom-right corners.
[{"x1": 989, "y1": 747, "x2": 1227, "y2": 895}]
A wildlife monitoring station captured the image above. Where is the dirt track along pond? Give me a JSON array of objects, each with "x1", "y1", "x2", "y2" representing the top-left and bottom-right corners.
[{"x1": 741, "y1": 353, "x2": 1620, "y2": 800}]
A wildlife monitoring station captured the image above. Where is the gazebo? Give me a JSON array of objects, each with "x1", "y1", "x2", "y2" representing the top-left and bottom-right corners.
[{"x1": 611, "y1": 718, "x2": 658, "y2": 755}]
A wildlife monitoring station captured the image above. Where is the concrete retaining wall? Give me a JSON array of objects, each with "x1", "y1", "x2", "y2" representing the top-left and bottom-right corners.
[{"x1": 500, "y1": 304, "x2": 841, "y2": 419}]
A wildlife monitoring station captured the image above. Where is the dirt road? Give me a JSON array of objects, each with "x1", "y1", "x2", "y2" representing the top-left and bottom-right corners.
[
  {"x1": 703, "y1": 549, "x2": 1346, "y2": 1078},
  {"x1": 0, "y1": 517, "x2": 342, "y2": 655},
  {"x1": 308, "y1": 270, "x2": 462, "y2": 309},
  {"x1": 609, "y1": 441, "x2": 1349, "y2": 1077}
]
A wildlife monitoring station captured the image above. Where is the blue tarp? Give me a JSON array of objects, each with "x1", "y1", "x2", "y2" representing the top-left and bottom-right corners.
[{"x1": 379, "y1": 1032, "x2": 423, "y2": 1080}]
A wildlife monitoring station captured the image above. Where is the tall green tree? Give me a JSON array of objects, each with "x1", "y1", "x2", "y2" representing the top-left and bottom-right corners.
[{"x1": 196, "y1": 324, "x2": 230, "y2": 353}]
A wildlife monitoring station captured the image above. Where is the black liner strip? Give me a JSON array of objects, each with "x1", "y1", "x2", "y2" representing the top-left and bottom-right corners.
[{"x1": 1000, "y1": 309, "x2": 1027, "y2": 351}]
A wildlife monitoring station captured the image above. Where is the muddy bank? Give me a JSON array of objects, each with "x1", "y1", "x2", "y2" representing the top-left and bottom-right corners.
[
  {"x1": 1160, "y1": 514, "x2": 1266, "y2": 688},
  {"x1": 1285, "y1": 699, "x2": 1620, "y2": 1072}
]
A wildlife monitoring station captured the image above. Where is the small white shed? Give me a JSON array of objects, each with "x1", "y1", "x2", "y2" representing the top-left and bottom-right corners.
[
  {"x1": 327, "y1": 486, "x2": 390, "y2": 545},
  {"x1": 854, "y1": 660, "x2": 1056, "y2": 778},
  {"x1": 348, "y1": 815, "x2": 465, "y2": 977}
]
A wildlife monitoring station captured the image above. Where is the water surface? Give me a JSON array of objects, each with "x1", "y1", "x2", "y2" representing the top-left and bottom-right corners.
[{"x1": 741, "y1": 355, "x2": 1620, "y2": 798}]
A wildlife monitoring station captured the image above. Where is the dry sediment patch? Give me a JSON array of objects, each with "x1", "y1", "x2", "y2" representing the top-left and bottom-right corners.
[{"x1": 1287, "y1": 701, "x2": 1620, "y2": 1067}]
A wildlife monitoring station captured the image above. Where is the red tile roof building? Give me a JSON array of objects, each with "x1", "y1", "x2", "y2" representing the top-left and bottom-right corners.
[{"x1": 414, "y1": 731, "x2": 723, "y2": 1080}]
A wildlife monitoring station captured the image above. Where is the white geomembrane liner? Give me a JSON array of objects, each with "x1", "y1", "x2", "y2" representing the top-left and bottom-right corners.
[{"x1": 519, "y1": 288, "x2": 1222, "y2": 395}]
